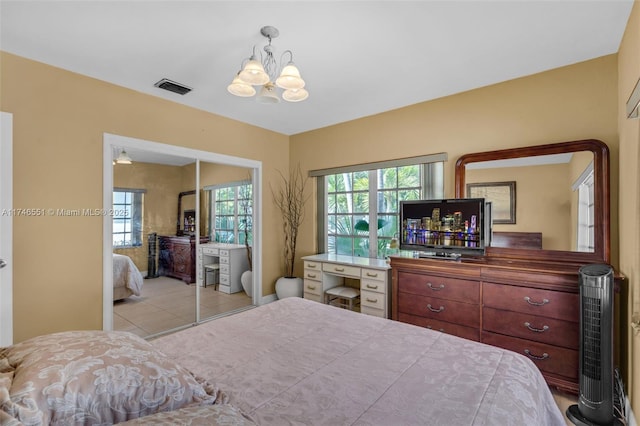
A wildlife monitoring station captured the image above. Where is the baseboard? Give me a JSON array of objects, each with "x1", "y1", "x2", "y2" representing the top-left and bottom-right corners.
[{"x1": 259, "y1": 293, "x2": 278, "y2": 305}]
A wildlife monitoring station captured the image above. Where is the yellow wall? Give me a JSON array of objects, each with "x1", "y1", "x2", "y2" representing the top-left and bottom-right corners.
[
  {"x1": 113, "y1": 162, "x2": 185, "y2": 270},
  {"x1": 618, "y1": 0, "x2": 640, "y2": 408},
  {"x1": 0, "y1": 52, "x2": 290, "y2": 342},
  {"x1": 465, "y1": 164, "x2": 572, "y2": 251},
  {"x1": 290, "y1": 54, "x2": 620, "y2": 276}
]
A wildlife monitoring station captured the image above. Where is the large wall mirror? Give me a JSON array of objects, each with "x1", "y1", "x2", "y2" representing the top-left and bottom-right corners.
[{"x1": 455, "y1": 139, "x2": 610, "y2": 264}]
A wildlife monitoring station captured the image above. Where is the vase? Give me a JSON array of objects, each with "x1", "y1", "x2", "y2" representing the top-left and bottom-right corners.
[
  {"x1": 240, "y1": 270, "x2": 253, "y2": 297},
  {"x1": 275, "y1": 276, "x2": 303, "y2": 299}
]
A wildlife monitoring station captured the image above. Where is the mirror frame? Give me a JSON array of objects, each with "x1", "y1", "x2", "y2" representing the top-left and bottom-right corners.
[{"x1": 455, "y1": 139, "x2": 610, "y2": 264}]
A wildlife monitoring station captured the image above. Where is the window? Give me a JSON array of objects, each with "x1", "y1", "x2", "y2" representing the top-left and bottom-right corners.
[
  {"x1": 574, "y1": 165, "x2": 595, "y2": 252},
  {"x1": 113, "y1": 189, "x2": 144, "y2": 248},
  {"x1": 206, "y1": 181, "x2": 252, "y2": 244},
  {"x1": 313, "y1": 154, "x2": 446, "y2": 258}
]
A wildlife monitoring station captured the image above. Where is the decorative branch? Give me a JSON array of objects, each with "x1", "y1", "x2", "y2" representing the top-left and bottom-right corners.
[{"x1": 271, "y1": 164, "x2": 309, "y2": 278}]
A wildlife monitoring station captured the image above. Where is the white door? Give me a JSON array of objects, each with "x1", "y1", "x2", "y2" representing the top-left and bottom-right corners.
[{"x1": 0, "y1": 112, "x2": 13, "y2": 345}]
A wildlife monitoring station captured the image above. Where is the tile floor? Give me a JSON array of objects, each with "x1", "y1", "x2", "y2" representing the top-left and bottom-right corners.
[
  {"x1": 115, "y1": 277, "x2": 577, "y2": 422},
  {"x1": 113, "y1": 276, "x2": 253, "y2": 338}
]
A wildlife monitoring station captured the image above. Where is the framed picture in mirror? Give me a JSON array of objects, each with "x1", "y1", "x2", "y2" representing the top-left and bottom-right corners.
[{"x1": 467, "y1": 181, "x2": 516, "y2": 224}]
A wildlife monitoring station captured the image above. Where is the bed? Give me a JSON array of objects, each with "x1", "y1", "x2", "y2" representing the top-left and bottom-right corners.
[
  {"x1": 152, "y1": 297, "x2": 565, "y2": 425},
  {"x1": 1, "y1": 298, "x2": 566, "y2": 425},
  {"x1": 113, "y1": 253, "x2": 144, "y2": 301}
]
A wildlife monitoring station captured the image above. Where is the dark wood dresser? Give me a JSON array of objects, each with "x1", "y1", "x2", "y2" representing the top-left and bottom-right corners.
[
  {"x1": 158, "y1": 235, "x2": 209, "y2": 284},
  {"x1": 391, "y1": 255, "x2": 622, "y2": 394}
]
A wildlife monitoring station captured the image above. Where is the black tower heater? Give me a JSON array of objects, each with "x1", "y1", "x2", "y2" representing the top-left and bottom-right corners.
[
  {"x1": 145, "y1": 232, "x2": 158, "y2": 279},
  {"x1": 567, "y1": 264, "x2": 622, "y2": 426}
]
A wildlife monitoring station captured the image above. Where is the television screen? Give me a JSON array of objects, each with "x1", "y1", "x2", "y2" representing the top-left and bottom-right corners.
[{"x1": 399, "y1": 198, "x2": 487, "y2": 258}]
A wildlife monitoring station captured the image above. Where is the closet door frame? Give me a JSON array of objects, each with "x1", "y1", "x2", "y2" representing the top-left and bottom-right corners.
[{"x1": 102, "y1": 133, "x2": 262, "y2": 332}]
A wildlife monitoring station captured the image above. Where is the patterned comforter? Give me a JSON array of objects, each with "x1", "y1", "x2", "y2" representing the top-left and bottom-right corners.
[{"x1": 153, "y1": 297, "x2": 565, "y2": 425}]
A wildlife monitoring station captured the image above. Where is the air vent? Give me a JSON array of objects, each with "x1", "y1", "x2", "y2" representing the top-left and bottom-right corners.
[{"x1": 154, "y1": 78, "x2": 192, "y2": 95}]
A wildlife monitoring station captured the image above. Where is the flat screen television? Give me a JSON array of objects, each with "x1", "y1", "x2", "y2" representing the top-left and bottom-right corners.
[{"x1": 399, "y1": 198, "x2": 489, "y2": 259}]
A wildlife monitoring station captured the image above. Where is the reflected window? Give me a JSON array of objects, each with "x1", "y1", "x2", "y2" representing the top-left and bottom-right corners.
[
  {"x1": 576, "y1": 168, "x2": 595, "y2": 252},
  {"x1": 112, "y1": 188, "x2": 144, "y2": 248},
  {"x1": 207, "y1": 181, "x2": 252, "y2": 244}
]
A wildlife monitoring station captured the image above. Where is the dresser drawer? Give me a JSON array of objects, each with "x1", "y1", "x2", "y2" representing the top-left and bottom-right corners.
[
  {"x1": 399, "y1": 313, "x2": 479, "y2": 341},
  {"x1": 483, "y1": 307, "x2": 579, "y2": 350},
  {"x1": 361, "y1": 279, "x2": 385, "y2": 294},
  {"x1": 304, "y1": 268, "x2": 322, "y2": 282},
  {"x1": 323, "y1": 263, "x2": 360, "y2": 278},
  {"x1": 361, "y1": 268, "x2": 386, "y2": 282},
  {"x1": 398, "y1": 272, "x2": 479, "y2": 304},
  {"x1": 202, "y1": 247, "x2": 219, "y2": 256},
  {"x1": 483, "y1": 282, "x2": 578, "y2": 322},
  {"x1": 397, "y1": 292, "x2": 479, "y2": 328},
  {"x1": 361, "y1": 289, "x2": 385, "y2": 310},
  {"x1": 303, "y1": 280, "x2": 322, "y2": 296},
  {"x1": 482, "y1": 332, "x2": 578, "y2": 380}
]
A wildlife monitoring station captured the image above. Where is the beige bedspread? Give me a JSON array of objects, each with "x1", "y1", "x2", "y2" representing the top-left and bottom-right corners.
[
  {"x1": 113, "y1": 253, "x2": 143, "y2": 300},
  {"x1": 153, "y1": 297, "x2": 565, "y2": 425}
]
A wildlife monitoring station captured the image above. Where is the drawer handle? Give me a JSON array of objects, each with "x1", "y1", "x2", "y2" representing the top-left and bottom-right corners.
[
  {"x1": 524, "y1": 296, "x2": 549, "y2": 306},
  {"x1": 427, "y1": 283, "x2": 445, "y2": 291},
  {"x1": 366, "y1": 284, "x2": 379, "y2": 290},
  {"x1": 524, "y1": 322, "x2": 549, "y2": 333},
  {"x1": 426, "y1": 304, "x2": 445, "y2": 313},
  {"x1": 334, "y1": 267, "x2": 345, "y2": 272},
  {"x1": 366, "y1": 297, "x2": 378, "y2": 303},
  {"x1": 427, "y1": 326, "x2": 445, "y2": 332},
  {"x1": 307, "y1": 285, "x2": 316, "y2": 290},
  {"x1": 366, "y1": 272, "x2": 378, "y2": 277},
  {"x1": 308, "y1": 264, "x2": 317, "y2": 268},
  {"x1": 306, "y1": 273, "x2": 317, "y2": 279},
  {"x1": 524, "y1": 349, "x2": 549, "y2": 361}
]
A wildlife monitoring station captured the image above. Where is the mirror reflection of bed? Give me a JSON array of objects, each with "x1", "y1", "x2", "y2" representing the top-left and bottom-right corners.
[{"x1": 111, "y1": 150, "x2": 254, "y2": 339}]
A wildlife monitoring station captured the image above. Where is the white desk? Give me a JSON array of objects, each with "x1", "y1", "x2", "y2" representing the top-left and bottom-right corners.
[
  {"x1": 197, "y1": 243, "x2": 249, "y2": 294},
  {"x1": 301, "y1": 254, "x2": 392, "y2": 318}
]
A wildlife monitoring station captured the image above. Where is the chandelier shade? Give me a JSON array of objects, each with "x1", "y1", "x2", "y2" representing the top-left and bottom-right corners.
[
  {"x1": 276, "y1": 62, "x2": 305, "y2": 90},
  {"x1": 238, "y1": 57, "x2": 270, "y2": 86},
  {"x1": 227, "y1": 73, "x2": 256, "y2": 97},
  {"x1": 228, "y1": 26, "x2": 309, "y2": 103},
  {"x1": 282, "y1": 87, "x2": 309, "y2": 102}
]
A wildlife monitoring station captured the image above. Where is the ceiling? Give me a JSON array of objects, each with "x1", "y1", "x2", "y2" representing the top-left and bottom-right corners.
[{"x1": 0, "y1": 1, "x2": 634, "y2": 136}]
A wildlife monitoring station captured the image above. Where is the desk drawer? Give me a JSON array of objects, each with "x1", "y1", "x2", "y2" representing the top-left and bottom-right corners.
[
  {"x1": 304, "y1": 260, "x2": 321, "y2": 271},
  {"x1": 361, "y1": 306, "x2": 385, "y2": 318},
  {"x1": 304, "y1": 292, "x2": 322, "y2": 303},
  {"x1": 220, "y1": 249, "x2": 230, "y2": 257},
  {"x1": 220, "y1": 264, "x2": 230, "y2": 275},
  {"x1": 361, "y1": 268, "x2": 386, "y2": 282},
  {"x1": 398, "y1": 272, "x2": 479, "y2": 304},
  {"x1": 202, "y1": 247, "x2": 219, "y2": 256},
  {"x1": 304, "y1": 280, "x2": 322, "y2": 296},
  {"x1": 219, "y1": 256, "x2": 230, "y2": 265},
  {"x1": 361, "y1": 279, "x2": 385, "y2": 294},
  {"x1": 323, "y1": 263, "x2": 360, "y2": 278},
  {"x1": 220, "y1": 274, "x2": 230, "y2": 285},
  {"x1": 304, "y1": 269, "x2": 322, "y2": 282},
  {"x1": 361, "y1": 289, "x2": 385, "y2": 310},
  {"x1": 398, "y1": 292, "x2": 479, "y2": 328}
]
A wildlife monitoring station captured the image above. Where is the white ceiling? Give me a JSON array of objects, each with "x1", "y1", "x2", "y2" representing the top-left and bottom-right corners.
[{"x1": 0, "y1": 1, "x2": 634, "y2": 136}]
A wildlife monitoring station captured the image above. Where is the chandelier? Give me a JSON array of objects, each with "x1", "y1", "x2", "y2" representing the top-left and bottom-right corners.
[{"x1": 227, "y1": 26, "x2": 308, "y2": 103}]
